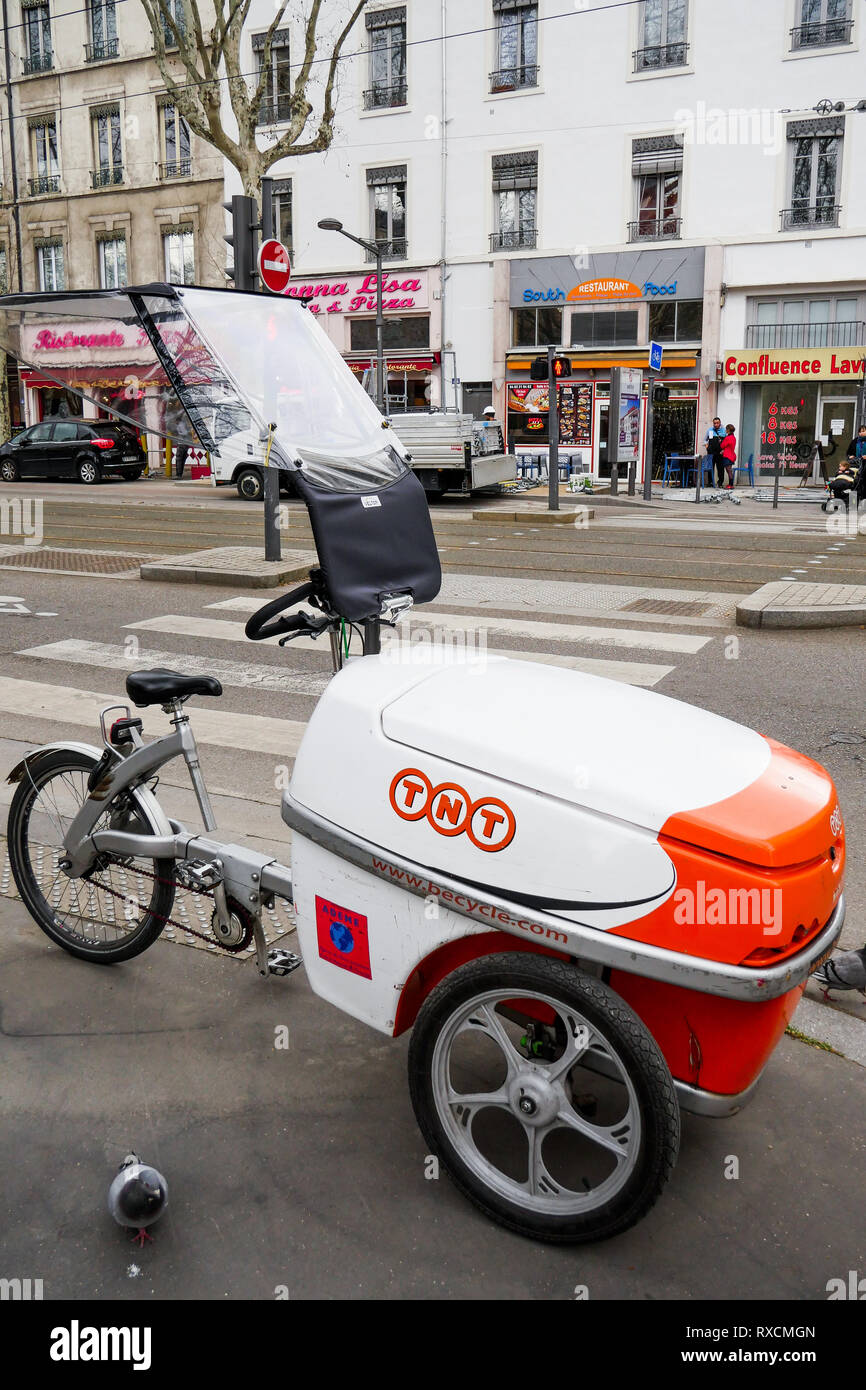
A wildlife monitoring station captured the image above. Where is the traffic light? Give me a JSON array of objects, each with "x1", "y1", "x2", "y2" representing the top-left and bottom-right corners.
[
  {"x1": 653, "y1": 385, "x2": 670, "y2": 403},
  {"x1": 551, "y1": 355, "x2": 571, "y2": 378},
  {"x1": 530, "y1": 355, "x2": 548, "y2": 381},
  {"x1": 223, "y1": 194, "x2": 259, "y2": 290}
]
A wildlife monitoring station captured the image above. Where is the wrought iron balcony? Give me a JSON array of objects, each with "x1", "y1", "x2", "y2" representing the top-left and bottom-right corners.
[
  {"x1": 489, "y1": 228, "x2": 538, "y2": 251},
  {"x1": 23, "y1": 51, "x2": 53, "y2": 75},
  {"x1": 779, "y1": 203, "x2": 841, "y2": 231},
  {"x1": 633, "y1": 41, "x2": 689, "y2": 72},
  {"x1": 257, "y1": 97, "x2": 293, "y2": 125},
  {"x1": 364, "y1": 238, "x2": 408, "y2": 262},
  {"x1": 159, "y1": 158, "x2": 191, "y2": 180},
  {"x1": 628, "y1": 216, "x2": 682, "y2": 242},
  {"x1": 27, "y1": 174, "x2": 60, "y2": 196},
  {"x1": 790, "y1": 19, "x2": 853, "y2": 48},
  {"x1": 746, "y1": 320, "x2": 866, "y2": 350},
  {"x1": 489, "y1": 64, "x2": 539, "y2": 93},
  {"x1": 84, "y1": 38, "x2": 119, "y2": 62},
  {"x1": 91, "y1": 166, "x2": 124, "y2": 189},
  {"x1": 362, "y1": 82, "x2": 408, "y2": 110}
]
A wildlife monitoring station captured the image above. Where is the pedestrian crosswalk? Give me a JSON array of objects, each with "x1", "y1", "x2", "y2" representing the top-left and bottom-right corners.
[{"x1": 7, "y1": 581, "x2": 719, "y2": 762}]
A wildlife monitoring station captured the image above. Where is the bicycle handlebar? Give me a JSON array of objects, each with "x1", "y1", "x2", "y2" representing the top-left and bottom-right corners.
[{"x1": 244, "y1": 581, "x2": 316, "y2": 643}]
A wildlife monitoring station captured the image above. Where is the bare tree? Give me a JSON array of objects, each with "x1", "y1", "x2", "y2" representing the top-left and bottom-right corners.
[{"x1": 140, "y1": 0, "x2": 368, "y2": 199}]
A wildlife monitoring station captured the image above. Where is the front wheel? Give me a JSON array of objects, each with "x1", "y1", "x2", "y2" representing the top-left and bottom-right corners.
[
  {"x1": 6, "y1": 749, "x2": 175, "y2": 964},
  {"x1": 236, "y1": 467, "x2": 263, "y2": 501},
  {"x1": 77, "y1": 457, "x2": 102, "y2": 485},
  {"x1": 408, "y1": 953, "x2": 680, "y2": 1243}
]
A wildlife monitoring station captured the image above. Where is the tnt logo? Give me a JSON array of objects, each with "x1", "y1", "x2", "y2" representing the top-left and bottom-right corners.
[{"x1": 389, "y1": 769, "x2": 516, "y2": 852}]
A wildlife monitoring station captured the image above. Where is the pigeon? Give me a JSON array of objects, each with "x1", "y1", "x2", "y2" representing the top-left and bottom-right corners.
[
  {"x1": 813, "y1": 946, "x2": 866, "y2": 1001},
  {"x1": 108, "y1": 1153, "x2": 168, "y2": 1246}
]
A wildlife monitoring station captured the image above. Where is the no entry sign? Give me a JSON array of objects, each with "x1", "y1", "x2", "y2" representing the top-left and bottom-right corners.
[{"x1": 258, "y1": 239, "x2": 291, "y2": 294}]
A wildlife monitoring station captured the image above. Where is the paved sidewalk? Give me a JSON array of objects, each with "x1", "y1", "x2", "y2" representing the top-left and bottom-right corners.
[
  {"x1": 737, "y1": 580, "x2": 866, "y2": 628},
  {"x1": 140, "y1": 545, "x2": 316, "y2": 588}
]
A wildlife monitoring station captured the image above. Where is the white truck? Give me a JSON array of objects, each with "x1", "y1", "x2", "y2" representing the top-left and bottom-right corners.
[{"x1": 388, "y1": 411, "x2": 517, "y2": 499}]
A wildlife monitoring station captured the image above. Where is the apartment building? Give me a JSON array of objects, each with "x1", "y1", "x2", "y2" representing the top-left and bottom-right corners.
[
  {"x1": 0, "y1": 0, "x2": 225, "y2": 426},
  {"x1": 228, "y1": 0, "x2": 865, "y2": 482}
]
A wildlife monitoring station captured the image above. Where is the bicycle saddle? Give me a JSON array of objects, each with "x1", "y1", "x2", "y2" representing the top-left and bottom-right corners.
[{"x1": 126, "y1": 668, "x2": 223, "y2": 707}]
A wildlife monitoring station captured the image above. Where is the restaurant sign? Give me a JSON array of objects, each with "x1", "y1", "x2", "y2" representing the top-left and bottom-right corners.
[
  {"x1": 723, "y1": 348, "x2": 866, "y2": 381},
  {"x1": 284, "y1": 270, "x2": 430, "y2": 316}
]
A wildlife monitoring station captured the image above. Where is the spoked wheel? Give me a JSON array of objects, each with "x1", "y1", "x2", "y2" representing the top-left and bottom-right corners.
[
  {"x1": 6, "y1": 749, "x2": 174, "y2": 963},
  {"x1": 409, "y1": 953, "x2": 680, "y2": 1243},
  {"x1": 77, "y1": 458, "x2": 102, "y2": 485},
  {"x1": 0, "y1": 458, "x2": 19, "y2": 482}
]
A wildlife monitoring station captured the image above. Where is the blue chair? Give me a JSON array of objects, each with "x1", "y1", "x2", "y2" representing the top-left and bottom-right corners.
[
  {"x1": 685, "y1": 456, "x2": 715, "y2": 487},
  {"x1": 732, "y1": 453, "x2": 755, "y2": 487},
  {"x1": 661, "y1": 454, "x2": 683, "y2": 485}
]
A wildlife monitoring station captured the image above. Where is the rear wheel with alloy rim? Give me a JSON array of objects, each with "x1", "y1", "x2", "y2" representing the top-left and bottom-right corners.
[
  {"x1": 0, "y1": 458, "x2": 19, "y2": 482},
  {"x1": 408, "y1": 953, "x2": 680, "y2": 1243},
  {"x1": 77, "y1": 457, "x2": 102, "y2": 485}
]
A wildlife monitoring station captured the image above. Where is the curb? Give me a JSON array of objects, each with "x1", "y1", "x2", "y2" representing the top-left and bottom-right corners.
[
  {"x1": 473, "y1": 507, "x2": 595, "y2": 525},
  {"x1": 736, "y1": 580, "x2": 866, "y2": 630},
  {"x1": 140, "y1": 545, "x2": 316, "y2": 589}
]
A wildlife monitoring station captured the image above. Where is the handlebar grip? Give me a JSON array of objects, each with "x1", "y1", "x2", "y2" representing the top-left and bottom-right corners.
[{"x1": 245, "y1": 581, "x2": 314, "y2": 641}]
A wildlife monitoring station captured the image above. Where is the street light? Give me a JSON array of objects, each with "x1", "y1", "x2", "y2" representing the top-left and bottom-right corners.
[{"x1": 318, "y1": 216, "x2": 386, "y2": 412}]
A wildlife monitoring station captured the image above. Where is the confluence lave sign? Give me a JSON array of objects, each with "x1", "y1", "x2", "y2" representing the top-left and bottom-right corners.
[{"x1": 723, "y1": 348, "x2": 866, "y2": 381}]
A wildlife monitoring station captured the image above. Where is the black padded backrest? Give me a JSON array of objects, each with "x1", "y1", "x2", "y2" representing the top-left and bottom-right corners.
[{"x1": 291, "y1": 467, "x2": 442, "y2": 622}]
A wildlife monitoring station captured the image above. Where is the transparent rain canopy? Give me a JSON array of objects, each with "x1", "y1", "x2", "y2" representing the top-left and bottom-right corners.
[{"x1": 0, "y1": 285, "x2": 408, "y2": 490}]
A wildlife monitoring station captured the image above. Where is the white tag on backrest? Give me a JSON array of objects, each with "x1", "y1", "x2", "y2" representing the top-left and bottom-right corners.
[{"x1": 361, "y1": 495, "x2": 381, "y2": 509}]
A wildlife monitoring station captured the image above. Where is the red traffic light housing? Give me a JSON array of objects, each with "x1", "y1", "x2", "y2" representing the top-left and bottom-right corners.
[
  {"x1": 529, "y1": 354, "x2": 572, "y2": 381},
  {"x1": 552, "y1": 355, "x2": 572, "y2": 378}
]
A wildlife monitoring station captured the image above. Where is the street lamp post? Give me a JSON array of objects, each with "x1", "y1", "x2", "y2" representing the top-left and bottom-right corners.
[{"x1": 318, "y1": 218, "x2": 386, "y2": 412}]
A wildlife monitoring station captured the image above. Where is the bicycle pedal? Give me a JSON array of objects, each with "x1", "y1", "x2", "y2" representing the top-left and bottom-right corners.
[{"x1": 267, "y1": 948, "x2": 302, "y2": 977}]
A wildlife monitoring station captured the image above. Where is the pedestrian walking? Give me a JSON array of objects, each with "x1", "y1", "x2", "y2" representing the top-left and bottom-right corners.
[
  {"x1": 705, "y1": 417, "x2": 725, "y2": 488},
  {"x1": 720, "y1": 424, "x2": 737, "y2": 489}
]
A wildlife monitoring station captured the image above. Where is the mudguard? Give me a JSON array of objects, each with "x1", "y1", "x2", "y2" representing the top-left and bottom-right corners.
[{"x1": 6, "y1": 741, "x2": 174, "y2": 842}]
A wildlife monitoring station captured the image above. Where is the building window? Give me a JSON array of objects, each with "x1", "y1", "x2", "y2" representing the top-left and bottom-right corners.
[
  {"x1": 648, "y1": 298, "x2": 702, "y2": 342},
  {"x1": 28, "y1": 118, "x2": 59, "y2": 195},
  {"x1": 634, "y1": 0, "x2": 688, "y2": 71},
  {"x1": 570, "y1": 310, "x2": 640, "y2": 347},
  {"x1": 746, "y1": 295, "x2": 863, "y2": 348},
  {"x1": 36, "y1": 240, "x2": 64, "y2": 291},
  {"x1": 159, "y1": 103, "x2": 191, "y2": 178},
  {"x1": 86, "y1": 0, "x2": 117, "y2": 61},
  {"x1": 792, "y1": 0, "x2": 853, "y2": 49},
  {"x1": 0, "y1": 247, "x2": 6, "y2": 293},
  {"x1": 783, "y1": 117, "x2": 843, "y2": 229},
  {"x1": 163, "y1": 227, "x2": 194, "y2": 284},
  {"x1": 512, "y1": 306, "x2": 562, "y2": 347},
  {"x1": 160, "y1": 0, "x2": 185, "y2": 47},
  {"x1": 253, "y1": 30, "x2": 291, "y2": 124},
  {"x1": 367, "y1": 165, "x2": 407, "y2": 259},
  {"x1": 98, "y1": 235, "x2": 127, "y2": 288},
  {"x1": 629, "y1": 136, "x2": 682, "y2": 240},
  {"x1": 91, "y1": 106, "x2": 123, "y2": 188},
  {"x1": 490, "y1": 1, "x2": 538, "y2": 92},
  {"x1": 272, "y1": 181, "x2": 293, "y2": 256},
  {"x1": 491, "y1": 151, "x2": 537, "y2": 251},
  {"x1": 350, "y1": 316, "x2": 430, "y2": 351},
  {"x1": 23, "y1": 3, "x2": 52, "y2": 74},
  {"x1": 364, "y1": 6, "x2": 407, "y2": 109}
]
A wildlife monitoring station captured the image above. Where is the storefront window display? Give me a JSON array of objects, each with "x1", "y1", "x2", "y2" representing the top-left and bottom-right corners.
[{"x1": 739, "y1": 381, "x2": 861, "y2": 478}]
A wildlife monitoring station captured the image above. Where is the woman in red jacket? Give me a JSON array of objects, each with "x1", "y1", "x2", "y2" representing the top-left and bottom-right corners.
[{"x1": 720, "y1": 424, "x2": 737, "y2": 488}]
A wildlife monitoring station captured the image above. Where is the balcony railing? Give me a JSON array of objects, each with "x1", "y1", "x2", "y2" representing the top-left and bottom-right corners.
[
  {"x1": 489, "y1": 64, "x2": 539, "y2": 92},
  {"x1": 633, "y1": 41, "x2": 689, "y2": 72},
  {"x1": 790, "y1": 19, "x2": 853, "y2": 48},
  {"x1": 159, "y1": 158, "x2": 191, "y2": 180},
  {"x1": 490, "y1": 228, "x2": 538, "y2": 251},
  {"x1": 257, "y1": 97, "x2": 292, "y2": 125},
  {"x1": 23, "y1": 51, "x2": 53, "y2": 75},
  {"x1": 362, "y1": 82, "x2": 408, "y2": 110},
  {"x1": 746, "y1": 320, "x2": 865, "y2": 350},
  {"x1": 364, "y1": 237, "x2": 408, "y2": 262},
  {"x1": 628, "y1": 216, "x2": 682, "y2": 242},
  {"x1": 91, "y1": 166, "x2": 124, "y2": 189},
  {"x1": 779, "y1": 203, "x2": 841, "y2": 231},
  {"x1": 84, "y1": 38, "x2": 119, "y2": 62},
  {"x1": 28, "y1": 174, "x2": 60, "y2": 196}
]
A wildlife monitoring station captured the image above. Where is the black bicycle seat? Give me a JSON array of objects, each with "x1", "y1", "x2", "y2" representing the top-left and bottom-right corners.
[{"x1": 126, "y1": 668, "x2": 223, "y2": 707}]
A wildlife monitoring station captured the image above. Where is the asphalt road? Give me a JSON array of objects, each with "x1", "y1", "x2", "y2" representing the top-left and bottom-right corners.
[{"x1": 0, "y1": 506, "x2": 863, "y2": 1301}]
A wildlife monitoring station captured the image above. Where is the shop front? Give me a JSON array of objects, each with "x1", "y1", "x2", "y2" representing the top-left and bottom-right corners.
[
  {"x1": 723, "y1": 348, "x2": 866, "y2": 481},
  {"x1": 283, "y1": 265, "x2": 442, "y2": 412},
  {"x1": 505, "y1": 248, "x2": 705, "y2": 479}
]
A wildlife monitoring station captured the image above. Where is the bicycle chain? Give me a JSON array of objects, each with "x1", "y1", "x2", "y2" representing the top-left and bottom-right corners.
[{"x1": 91, "y1": 860, "x2": 254, "y2": 954}]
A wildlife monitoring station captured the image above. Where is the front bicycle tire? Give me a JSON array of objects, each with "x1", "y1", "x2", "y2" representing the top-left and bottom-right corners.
[{"x1": 7, "y1": 749, "x2": 175, "y2": 964}]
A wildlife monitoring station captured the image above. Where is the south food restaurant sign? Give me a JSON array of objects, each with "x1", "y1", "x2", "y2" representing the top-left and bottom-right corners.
[
  {"x1": 510, "y1": 247, "x2": 705, "y2": 306},
  {"x1": 723, "y1": 348, "x2": 866, "y2": 381}
]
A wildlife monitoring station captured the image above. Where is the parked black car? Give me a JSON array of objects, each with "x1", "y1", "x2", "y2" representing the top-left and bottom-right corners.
[{"x1": 0, "y1": 417, "x2": 146, "y2": 484}]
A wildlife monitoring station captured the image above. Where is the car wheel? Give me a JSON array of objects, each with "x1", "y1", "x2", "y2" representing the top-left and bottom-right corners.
[
  {"x1": 236, "y1": 468, "x2": 263, "y2": 502},
  {"x1": 0, "y1": 458, "x2": 19, "y2": 483},
  {"x1": 77, "y1": 457, "x2": 102, "y2": 485}
]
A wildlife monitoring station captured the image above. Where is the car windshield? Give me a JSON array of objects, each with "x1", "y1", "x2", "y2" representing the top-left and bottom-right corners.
[{"x1": 0, "y1": 285, "x2": 409, "y2": 491}]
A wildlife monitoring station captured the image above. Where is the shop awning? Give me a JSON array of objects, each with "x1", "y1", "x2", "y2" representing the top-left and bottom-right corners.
[
  {"x1": 508, "y1": 352, "x2": 698, "y2": 370},
  {"x1": 347, "y1": 354, "x2": 439, "y2": 373}
]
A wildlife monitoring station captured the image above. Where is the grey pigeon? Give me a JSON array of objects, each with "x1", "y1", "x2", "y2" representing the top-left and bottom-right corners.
[
  {"x1": 108, "y1": 1153, "x2": 168, "y2": 1246},
  {"x1": 813, "y1": 946, "x2": 866, "y2": 999}
]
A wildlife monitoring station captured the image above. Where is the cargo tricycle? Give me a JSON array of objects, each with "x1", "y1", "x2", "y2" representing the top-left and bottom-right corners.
[{"x1": 0, "y1": 285, "x2": 845, "y2": 1243}]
